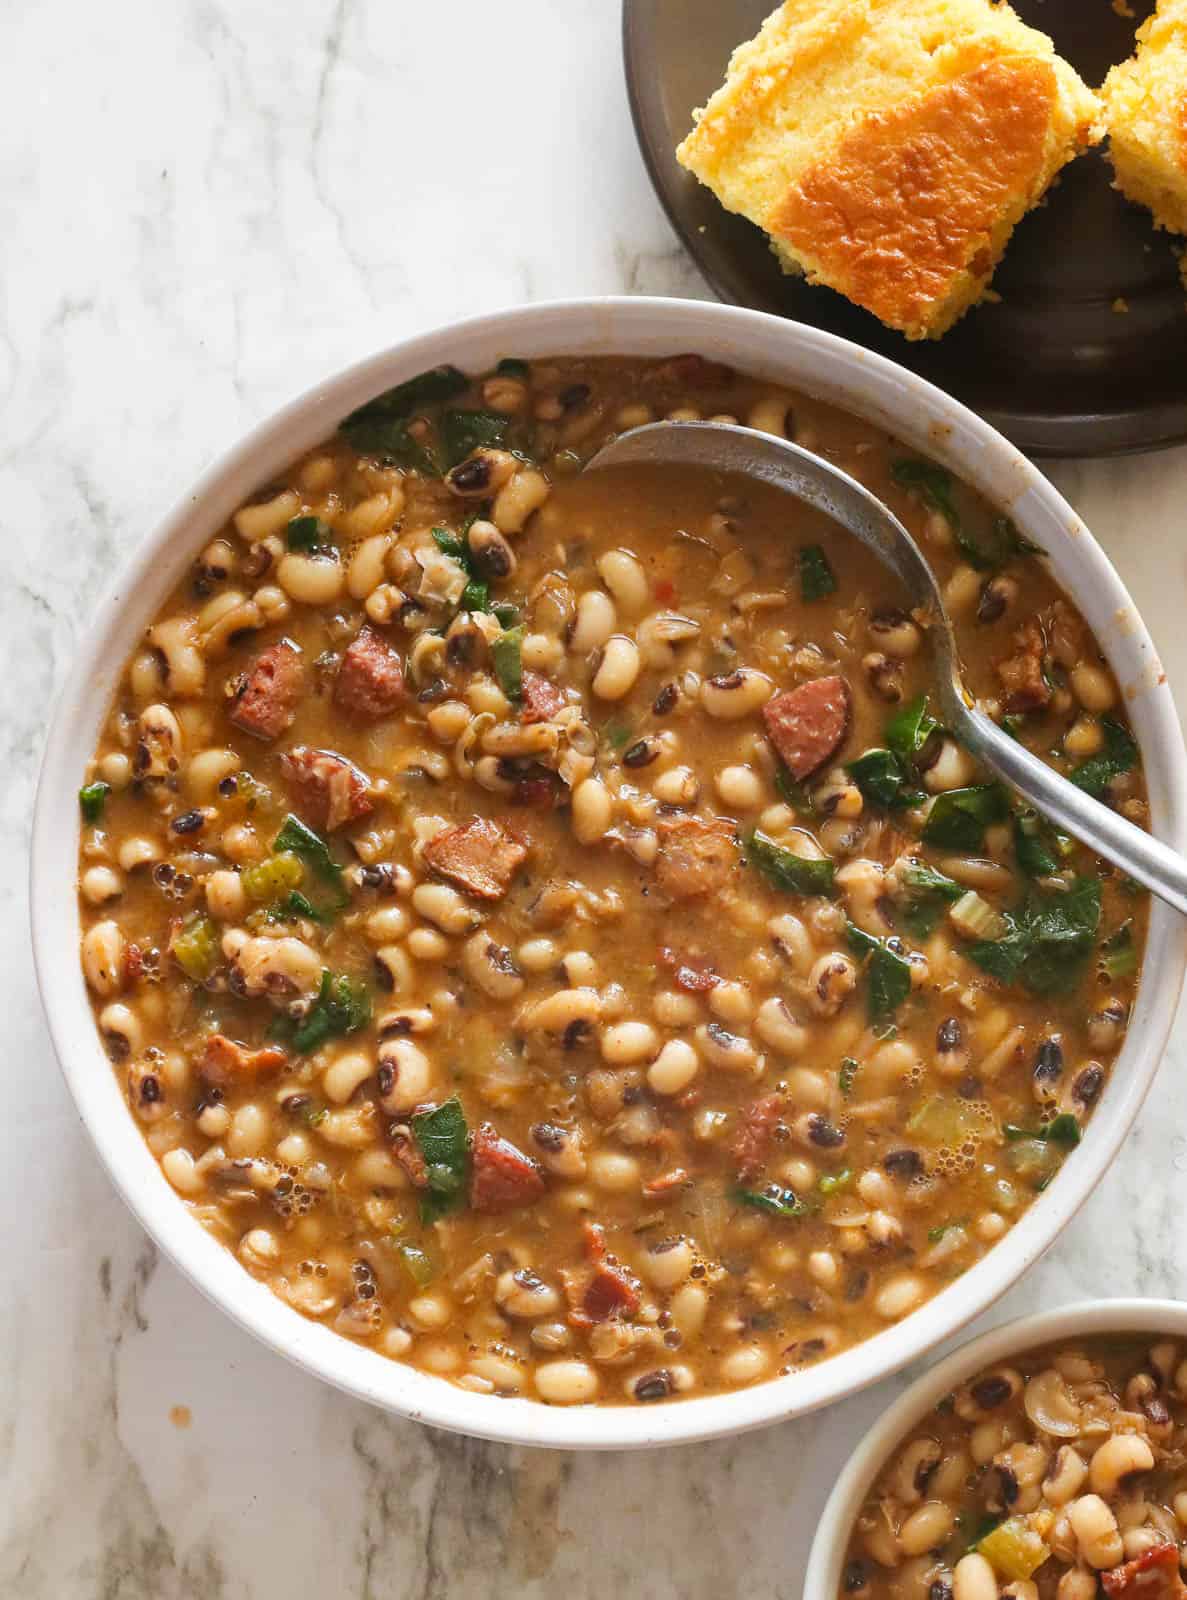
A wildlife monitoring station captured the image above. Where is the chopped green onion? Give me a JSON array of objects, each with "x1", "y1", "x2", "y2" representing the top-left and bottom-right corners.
[
  {"x1": 79, "y1": 781, "x2": 111, "y2": 822},
  {"x1": 460, "y1": 578, "x2": 490, "y2": 612}
]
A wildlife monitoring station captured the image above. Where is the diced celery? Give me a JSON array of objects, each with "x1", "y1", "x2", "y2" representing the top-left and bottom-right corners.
[
  {"x1": 977, "y1": 1517, "x2": 1050, "y2": 1581},
  {"x1": 241, "y1": 852, "x2": 304, "y2": 904},
  {"x1": 949, "y1": 890, "x2": 1007, "y2": 941},
  {"x1": 396, "y1": 1242, "x2": 435, "y2": 1287},
  {"x1": 170, "y1": 914, "x2": 220, "y2": 983}
]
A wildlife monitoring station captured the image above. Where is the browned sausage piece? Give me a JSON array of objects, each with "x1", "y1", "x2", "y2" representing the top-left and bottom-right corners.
[
  {"x1": 996, "y1": 617, "x2": 1052, "y2": 714},
  {"x1": 281, "y1": 746, "x2": 373, "y2": 832},
  {"x1": 470, "y1": 1123, "x2": 545, "y2": 1213},
  {"x1": 422, "y1": 816, "x2": 529, "y2": 901},
  {"x1": 733, "y1": 1093, "x2": 788, "y2": 1182},
  {"x1": 762, "y1": 675, "x2": 852, "y2": 780},
  {"x1": 520, "y1": 671, "x2": 566, "y2": 725},
  {"x1": 228, "y1": 640, "x2": 306, "y2": 740},
  {"x1": 654, "y1": 816, "x2": 739, "y2": 901},
  {"x1": 1103, "y1": 1545, "x2": 1185, "y2": 1600},
  {"x1": 334, "y1": 626, "x2": 405, "y2": 719},
  {"x1": 200, "y1": 1033, "x2": 288, "y2": 1088}
]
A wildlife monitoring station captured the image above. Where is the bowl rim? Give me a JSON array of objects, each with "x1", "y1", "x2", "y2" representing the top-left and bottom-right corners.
[
  {"x1": 31, "y1": 294, "x2": 1187, "y2": 1450},
  {"x1": 803, "y1": 1297, "x2": 1187, "y2": 1599}
]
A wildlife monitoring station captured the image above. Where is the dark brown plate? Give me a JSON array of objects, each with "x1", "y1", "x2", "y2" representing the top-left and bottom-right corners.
[{"x1": 623, "y1": 0, "x2": 1187, "y2": 457}]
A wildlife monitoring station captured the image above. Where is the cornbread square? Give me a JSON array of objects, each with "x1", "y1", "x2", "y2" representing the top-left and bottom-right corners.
[
  {"x1": 1104, "y1": 1, "x2": 1187, "y2": 236},
  {"x1": 676, "y1": 0, "x2": 1103, "y2": 340}
]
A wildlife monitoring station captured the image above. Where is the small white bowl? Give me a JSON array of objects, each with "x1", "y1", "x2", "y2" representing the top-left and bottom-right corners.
[
  {"x1": 31, "y1": 297, "x2": 1187, "y2": 1449},
  {"x1": 804, "y1": 1298, "x2": 1187, "y2": 1599}
]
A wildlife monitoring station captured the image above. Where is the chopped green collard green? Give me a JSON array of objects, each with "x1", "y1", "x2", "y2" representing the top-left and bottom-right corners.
[
  {"x1": 79, "y1": 781, "x2": 111, "y2": 822},
  {"x1": 272, "y1": 815, "x2": 347, "y2": 909},
  {"x1": 281, "y1": 970, "x2": 371, "y2": 1055},
  {"x1": 492, "y1": 624, "x2": 525, "y2": 702},
  {"x1": 412, "y1": 1097, "x2": 470, "y2": 1224},
  {"x1": 1101, "y1": 922, "x2": 1137, "y2": 980},
  {"x1": 1004, "y1": 1113, "x2": 1082, "y2": 1148},
  {"x1": 798, "y1": 544, "x2": 837, "y2": 603},
  {"x1": 922, "y1": 784, "x2": 1010, "y2": 851},
  {"x1": 285, "y1": 515, "x2": 334, "y2": 552},
  {"x1": 732, "y1": 1183, "x2": 810, "y2": 1220},
  {"x1": 745, "y1": 829, "x2": 835, "y2": 897},
  {"x1": 1069, "y1": 717, "x2": 1138, "y2": 798},
  {"x1": 847, "y1": 923, "x2": 913, "y2": 1020},
  {"x1": 967, "y1": 877, "x2": 1102, "y2": 996},
  {"x1": 440, "y1": 408, "x2": 510, "y2": 470}
]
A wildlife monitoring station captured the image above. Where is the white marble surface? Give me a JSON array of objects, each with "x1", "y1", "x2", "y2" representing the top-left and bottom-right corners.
[{"x1": 6, "y1": 2, "x2": 1187, "y2": 1594}]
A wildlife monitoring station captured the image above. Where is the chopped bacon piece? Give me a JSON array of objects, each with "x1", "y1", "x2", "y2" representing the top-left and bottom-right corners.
[
  {"x1": 762, "y1": 675, "x2": 852, "y2": 780},
  {"x1": 334, "y1": 626, "x2": 405, "y2": 719},
  {"x1": 643, "y1": 1168, "x2": 689, "y2": 1200},
  {"x1": 228, "y1": 640, "x2": 306, "y2": 740},
  {"x1": 123, "y1": 943, "x2": 144, "y2": 987},
  {"x1": 582, "y1": 1219, "x2": 607, "y2": 1262},
  {"x1": 199, "y1": 1033, "x2": 287, "y2": 1088},
  {"x1": 996, "y1": 618, "x2": 1052, "y2": 714},
  {"x1": 390, "y1": 1127, "x2": 428, "y2": 1189},
  {"x1": 734, "y1": 1094, "x2": 787, "y2": 1182},
  {"x1": 282, "y1": 746, "x2": 373, "y2": 832},
  {"x1": 520, "y1": 671, "x2": 566, "y2": 725},
  {"x1": 582, "y1": 1262, "x2": 641, "y2": 1323},
  {"x1": 659, "y1": 946, "x2": 720, "y2": 992},
  {"x1": 1103, "y1": 1543, "x2": 1184, "y2": 1600},
  {"x1": 470, "y1": 1122, "x2": 545, "y2": 1214},
  {"x1": 422, "y1": 816, "x2": 529, "y2": 901},
  {"x1": 511, "y1": 775, "x2": 562, "y2": 809},
  {"x1": 648, "y1": 353, "x2": 735, "y2": 389},
  {"x1": 654, "y1": 815, "x2": 739, "y2": 901}
]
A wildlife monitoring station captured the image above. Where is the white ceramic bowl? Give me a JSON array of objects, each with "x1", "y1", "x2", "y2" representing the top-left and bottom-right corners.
[
  {"x1": 805, "y1": 1298, "x2": 1187, "y2": 1598},
  {"x1": 31, "y1": 297, "x2": 1187, "y2": 1449}
]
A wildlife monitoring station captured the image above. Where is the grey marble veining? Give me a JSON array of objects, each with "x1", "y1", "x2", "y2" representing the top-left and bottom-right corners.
[{"x1": 5, "y1": 1, "x2": 1187, "y2": 1594}]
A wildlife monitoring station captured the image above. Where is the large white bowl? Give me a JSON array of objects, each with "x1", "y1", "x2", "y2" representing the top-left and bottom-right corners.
[
  {"x1": 804, "y1": 1299, "x2": 1187, "y2": 1599},
  {"x1": 31, "y1": 297, "x2": 1187, "y2": 1449}
]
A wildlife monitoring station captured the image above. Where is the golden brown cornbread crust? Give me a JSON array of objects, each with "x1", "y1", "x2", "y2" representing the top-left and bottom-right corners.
[
  {"x1": 677, "y1": 0, "x2": 1103, "y2": 340},
  {"x1": 768, "y1": 56, "x2": 1057, "y2": 339},
  {"x1": 1105, "y1": 0, "x2": 1187, "y2": 237}
]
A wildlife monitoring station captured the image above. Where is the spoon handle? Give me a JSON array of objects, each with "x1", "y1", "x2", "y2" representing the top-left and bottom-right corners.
[{"x1": 958, "y1": 707, "x2": 1187, "y2": 918}]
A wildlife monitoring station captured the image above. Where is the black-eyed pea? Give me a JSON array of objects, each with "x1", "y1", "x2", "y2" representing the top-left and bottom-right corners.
[
  {"x1": 373, "y1": 944, "x2": 413, "y2": 993},
  {"x1": 863, "y1": 651, "x2": 903, "y2": 703},
  {"x1": 233, "y1": 488, "x2": 300, "y2": 542},
  {"x1": 952, "y1": 1554, "x2": 998, "y2": 1600},
  {"x1": 592, "y1": 635, "x2": 641, "y2": 701},
  {"x1": 1070, "y1": 663, "x2": 1116, "y2": 713},
  {"x1": 572, "y1": 775, "x2": 614, "y2": 843},
  {"x1": 719, "y1": 1343, "x2": 771, "y2": 1386},
  {"x1": 601, "y1": 1020, "x2": 659, "y2": 1064},
  {"x1": 276, "y1": 549, "x2": 344, "y2": 606},
  {"x1": 321, "y1": 1049, "x2": 373, "y2": 1106},
  {"x1": 708, "y1": 981, "x2": 753, "y2": 1026},
  {"x1": 221, "y1": 822, "x2": 264, "y2": 864},
  {"x1": 496, "y1": 1268, "x2": 561, "y2": 1319},
  {"x1": 1056, "y1": 1569, "x2": 1096, "y2": 1600},
  {"x1": 569, "y1": 589, "x2": 616, "y2": 654},
  {"x1": 596, "y1": 550, "x2": 649, "y2": 616},
  {"x1": 956, "y1": 1367, "x2": 1024, "y2": 1421},
  {"x1": 205, "y1": 869, "x2": 247, "y2": 922},
  {"x1": 99, "y1": 750, "x2": 134, "y2": 789},
  {"x1": 588, "y1": 1149, "x2": 641, "y2": 1192},
  {"x1": 930, "y1": 1449, "x2": 973, "y2": 1501},
  {"x1": 535, "y1": 1359, "x2": 599, "y2": 1405},
  {"x1": 518, "y1": 986, "x2": 602, "y2": 1034},
  {"x1": 161, "y1": 1148, "x2": 203, "y2": 1195},
  {"x1": 653, "y1": 989, "x2": 701, "y2": 1027},
  {"x1": 647, "y1": 1039, "x2": 701, "y2": 1096},
  {"x1": 747, "y1": 396, "x2": 793, "y2": 436},
  {"x1": 98, "y1": 1002, "x2": 141, "y2": 1060},
  {"x1": 869, "y1": 608, "x2": 923, "y2": 659},
  {"x1": 82, "y1": 920, "x2": 126, "y2": 997},
  {"x1": 639, "y1": 1236, "x2": 695, "y2": 1291},
  {"x1": 145, "y1": 617, "x2": 205, "y2": 698},
  {"x1": 753, "y1": 997, "x2": 807, "y2": 1058},
  {"x1": 135, "y1": 702, "x2": 183, "y2": 781},
  {"x1": 944, "y1": 564, "x2": 982, "y2": 618},
  {"x1": 808, "y1": 952, "x2": 857, "y2": 1017},
  {"x1": 529, "y1": 1122, "x2": 586, "y2": 1178},
  {"x1": 898, "y1": 1502, "x2": 954, "y2": 1557},
  {"x1": 492, "y1": 466, "x2": 550, "y2": 534},
  {"x1": 347, "y1": 532, "x2": 394, "y2": 600},
  {"x1": 411, "y1": 882, "x2": 481, "y2": 936},
  {"x1": 1067, "y1": 1494, "x2": 1123, "y2": 1568},
  {"x1": 714, "y1": 764, "x2": 764, "y2": 810},
  {"x1": 695, "y1": 1022, "x2": 759, "y2": 1073},
  {"x1": 808, "y1": 1249, "x2": 840, "y2": 1289},
  {"x1": 873, "y1": 1274, "x2": 926, "y2": 1321},
  {"x1": 235, "y1": 934, "x2": 322, "y2": 997},
  {"x1": 923, "y1": 740, "x2": 977, "y2": 794},
  {"x1": 669, "y1": 1281, "x2": 709, "y2": 1340},
  {"x1": 407, "y1": 926, "x2": 451, "y2": 961},
  {"x1": 1064, "y1": 715, "x2": 1103, "y2": 760},
  {"x1": 81, "y1": 865, "x2": 123, "y2": 905},
  {"x1": 377, "y1": 1037, "x2": 433, "y2": 1114},
  {"x1": 1088, "y1": 1434, "x2": 1154, "y2": 1498},
  {"x1": 462, "y1": 931, "x2": 524, "y2": 1001},
  {"x1": 196, "y1": 1102, "x2": 230, "y2": 1139},
  {"x1": 699, "y1": 667, "x2": 773, "y2": 720},
  {"x1": 598, "y1": 982, "x2": 629, "y2": 1022},
  {"x1": 238, "y1": 1227, "x2": 280, "y2": 1271},
  {"x1": 186, "y1": 747, "x2": 240, "y2": 800}
]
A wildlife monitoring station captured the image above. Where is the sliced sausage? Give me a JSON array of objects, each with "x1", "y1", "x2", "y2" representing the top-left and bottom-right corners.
[
  {"x1": 334, "y1": 626, "x2": 405, "y2": 719},
  {"x1": 422, "y1": 816, "x2": 529, "y2": 901},
  {"x1": 200, "y1": 1033, "x2": 288, "y2": 1088},
  {"x1": 281, "y1": 746, "x2": 373, "y2": 832},
  {"x1": 470, "y1": 1122, "x2": 545, "y2": 1213},
  {"x1": 733, "y1": 1093, "x2": 787, "y2": 1182},
  {"x1": 520, "y1": 671, "x2": 567, "y2": 725},
  {"x1": 1103, "y1": 1544, "x2": 1184, "y2": 1600},
  {"x1": 761, "y1": 675, "x2": 852, "y2": 780},
  {"x1": 654, "y1": 815, "x2": 739, "y2": 901},
  {"x1": 996, "y1": 618, "x2": 1052, "y2": 714},
  {"x1": 228, "y1": 640, "x2": 306, "y2": 740}
]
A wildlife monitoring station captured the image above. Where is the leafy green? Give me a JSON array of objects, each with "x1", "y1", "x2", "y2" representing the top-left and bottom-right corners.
[
  {"x1": 890, "y1": 459, "x2": 1039, "y2": 570},
  {"x1": 268, "y1": 890, "x2": 326, "y2": 925},
  {"x1": 430, "y1": 526, "x2": 467, "y2": 560},
  {"x1": 846, "y1": 923, "x2": 913, "y2": 1020},
  {"x1": 286, "y1": 515, "x2": 334, "y2": 552},
  {"x1": 286, "y1": 969, "x2": 371, "y2": 1054},
  {"x1": 492, "y1": 601, "x2": 519, "y2": 628},
  {"x1": 1069, "y1": 717, "x2": 1138, "y2": 798},
  {"x1": 732, "y1": 1183, "x2": 810, "y2": 1220},
  {"x1": 774, "y1": 764, "x2": 812, "y2": 813},
  {"x1": 492, "y1": 624, "x2": 525, "y2": 702},
  {"x1": 885, "y1": 695, "x2": 940, "y2": 763},
  {"x1": 339, "y1": 415, "x2": 439, "y2": 475},
  {"x1": 1003, "y1": 1113, "x2": 1081, "y2": 1149},
  {"x1": 273, "y1": 814, "x2": 347, "y2": 909},
  {"x1": 746, "y1": 829, "x2": 835, "y2": 897},
  {"x1": 1101, "y1": 921, "x2": 1137, "y2": 980},
  {"x1": 601, "y1": 718, "x2": 634, "y2": 752},
  {"x1": 411, "y1": 1097, "x2": 470, "y2": 1224},
  {"x1": 461, "y1": 577, "x2": 491, "y2": 612},
  {"x1": 1013, "y1": 809, "x2": 1065, "y2": 878},
  {"x1": 900, "y1": 860, "x2": 964, "y2": 939},
  {"x1": 846, "y1": 748, "x2": 924, "y2": 810},
  {"x1": 967, "y1": 877, "x2": 1102, "y2": 996},
  {"x1": 343, "y1": 365, "x2": 468, "y2": 424},
  {"x1": 798, "y1": 544, "x2": 837, "y2": 603},
  {"x1": 441, "y1": 408, "x2": 509, "y2": 470},
  {"x1": 79, "y1": 781, "x2": 110, "y2": 822},
  {"x1": 922, "y1": 784, "x2": 1010, "y2": 851}
]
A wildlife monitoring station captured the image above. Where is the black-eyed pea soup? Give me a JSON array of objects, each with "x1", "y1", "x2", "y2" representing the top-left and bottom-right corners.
[
  {"x1": 77, "y1": 355, "x2": 1147, "y2": 1406},
  {"x1": 842, "y1": 1336, "x2": 1187, "y2": 1600}
]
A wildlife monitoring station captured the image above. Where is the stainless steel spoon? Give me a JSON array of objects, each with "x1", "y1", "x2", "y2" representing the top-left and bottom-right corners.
[{"x1": 586, "y1": 420, "x2": 1187, "y2": 917}]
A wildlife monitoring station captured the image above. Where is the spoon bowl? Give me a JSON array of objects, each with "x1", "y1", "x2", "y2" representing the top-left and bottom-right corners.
[{"x1": 587, "y1": 420, "x2": 1187, "y2": 917}]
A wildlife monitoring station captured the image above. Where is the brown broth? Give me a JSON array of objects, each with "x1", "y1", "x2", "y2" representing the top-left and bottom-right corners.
[{"x1": 77, "y1": 355, "x2": 1147, "y2": 1407}]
